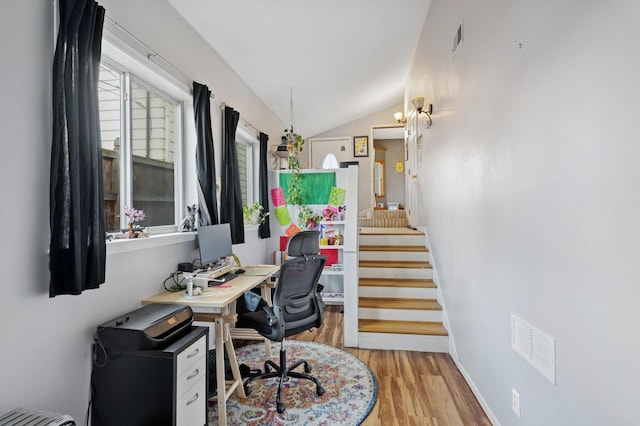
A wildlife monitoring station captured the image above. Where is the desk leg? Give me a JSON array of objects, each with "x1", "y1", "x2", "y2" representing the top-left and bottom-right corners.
[
  {"x1": 260, "y1": 280, "x2": 274, "y2": 307},
  {"x1": 224, "y1": 320, "x2": 246, "y2": 398},
  {"x1": 215, "y1": 317, "x2": 227, "y2": 426},
  {"x1": 214, "y1": 309, "x2": 247, "y2": 426},
  {"x1": 224, "y1": 299, "x2": 246, "y2": 396}
]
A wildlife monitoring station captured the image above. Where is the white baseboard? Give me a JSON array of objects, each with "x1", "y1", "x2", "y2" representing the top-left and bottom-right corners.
[
  {"x1": 450, "y1": 341, "x2": 500, "y2": 426},
  {"x1": 422, "y1": 227, "x2": 499, "y2": 425}
]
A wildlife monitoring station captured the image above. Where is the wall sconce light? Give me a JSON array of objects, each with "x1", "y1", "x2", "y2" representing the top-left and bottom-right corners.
[
  {"x1": 393, "y1": 111, "x2": 406, "y2": 125},
  {"x1": 412, "y1": 97, "x2": 433, "y2": 128}
]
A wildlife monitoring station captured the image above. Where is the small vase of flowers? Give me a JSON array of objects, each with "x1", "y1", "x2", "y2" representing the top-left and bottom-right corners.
[{"x1": 120, "y1": 207, "x2": 147, "y2": 238}]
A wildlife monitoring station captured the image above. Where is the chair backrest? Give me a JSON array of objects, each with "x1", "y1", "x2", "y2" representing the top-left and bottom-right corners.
[
  {"x1": 286, "y1": 231, "x2": 320, "y2": 257},
  {"x1": 273, "y1": 253, "x2": 326, "y2": 338}
]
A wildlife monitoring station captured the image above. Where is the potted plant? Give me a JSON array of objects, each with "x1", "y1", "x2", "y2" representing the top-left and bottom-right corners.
[
  {"x1": 118, "y1": 207, "x2": 148, "y2": 238},
  {"x1": 283, "y1": 126, "x2": 305, "y2": 207},
  {"x1": 298, "y1": 206, "x2": 322, "y2": 231},
  {"x1": 243, "y1": 202, "x2": 269, "y2": 225},
  {"x1": 283, "y1": 125, "x2": 304, "y2": 171}
]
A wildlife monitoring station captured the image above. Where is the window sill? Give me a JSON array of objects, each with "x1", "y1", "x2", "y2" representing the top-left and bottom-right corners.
[{"x1": 106, "y1": 231, "x2": 196, "y2": 255}]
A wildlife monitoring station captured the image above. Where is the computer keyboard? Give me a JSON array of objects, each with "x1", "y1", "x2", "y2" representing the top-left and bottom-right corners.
[{"x1": 207, "y1": 272, "x2": 238, "y2": 286}]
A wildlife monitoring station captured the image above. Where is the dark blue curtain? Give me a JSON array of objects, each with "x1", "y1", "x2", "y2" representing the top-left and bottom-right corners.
[
  {"x1": 193, "y1": 82, "x2": 219, "y2": 227},
  {"x1": 50, "y1": 0, "x2": 106, "y2": 297},
  {"x1": 220, "y1": 106, "x2": 244, "y2": 244},
  {"x1": 258, "y1": 132, "x2": 271, "y2": 239}
]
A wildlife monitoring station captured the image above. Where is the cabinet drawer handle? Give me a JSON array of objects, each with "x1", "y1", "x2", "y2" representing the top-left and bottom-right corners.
[
  {"x1": 186, "y1": 368, "x2": 200, "y2": 381},
  {"x1": 186, "y1": 347, "x2": 200, "y2": 359},
  {"x1": 186, "y1": 392, "x2": 199, "y2": 406}
]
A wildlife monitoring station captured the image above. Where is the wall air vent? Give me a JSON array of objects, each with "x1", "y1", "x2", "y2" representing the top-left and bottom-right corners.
[
  {"x1": 453, "y1": 21, "x2": 463, "y2": 54},
  {"x1": 511, "y1": 312, "x2": 556, "y2": 384}
]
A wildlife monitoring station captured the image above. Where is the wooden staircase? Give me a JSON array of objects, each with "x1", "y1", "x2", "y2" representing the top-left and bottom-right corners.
[
  {"x1": 358, "y1": 208, "x2": 409, "y2": 228},
  {"x1": 357, "y1": 227, "x2": 448, "y2": 352}
]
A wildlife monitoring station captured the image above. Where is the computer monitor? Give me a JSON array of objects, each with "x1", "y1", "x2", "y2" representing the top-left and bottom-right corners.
[{"x1": 197, "y1": 223, "x2": 233, "y2": 269}]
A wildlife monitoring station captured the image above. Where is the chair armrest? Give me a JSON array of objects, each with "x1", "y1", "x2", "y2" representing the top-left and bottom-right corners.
[{"x1": 261, "y1": 304, "x2": 280, "y2": 327}]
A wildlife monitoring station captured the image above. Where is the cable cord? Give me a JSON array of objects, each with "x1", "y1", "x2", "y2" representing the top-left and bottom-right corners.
[{"x1": 164, "y1": 271, "x2": 186, "y2": 292}]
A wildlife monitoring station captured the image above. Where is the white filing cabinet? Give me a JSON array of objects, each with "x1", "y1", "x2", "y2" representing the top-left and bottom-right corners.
[{"x1": 91, "y1": 326, "x2": 208, "y2": 426}]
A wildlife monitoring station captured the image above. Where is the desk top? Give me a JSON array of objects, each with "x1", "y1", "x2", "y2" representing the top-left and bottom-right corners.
[{"x1": 141, "y1": 265, "x2": 279, "y2": 309}]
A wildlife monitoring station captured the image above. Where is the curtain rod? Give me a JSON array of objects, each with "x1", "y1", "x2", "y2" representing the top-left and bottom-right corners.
[
  {"x1": 103, "y1": 16, "x2": 214, "y2": 100},
  {"x1": 220, "y1": 103, "x2": 260, "y2": 137}
]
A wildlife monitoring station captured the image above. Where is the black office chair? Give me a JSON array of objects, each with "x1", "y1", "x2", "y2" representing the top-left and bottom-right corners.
[{"x1": 235, "y1": 231, "x2": 327, "y2": 413}]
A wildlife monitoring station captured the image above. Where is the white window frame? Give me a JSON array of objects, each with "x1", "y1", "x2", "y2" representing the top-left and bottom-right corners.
[
  {"x1": 101, "y1": 41, "x2": 188, "y2": 235},
  {"x1": 236, "y1": 125, "x2": 259, "y2": 209}
]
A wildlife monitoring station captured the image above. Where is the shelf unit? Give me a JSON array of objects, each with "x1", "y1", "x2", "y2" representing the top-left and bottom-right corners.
[
  {"x1": 268, "y1": 167, "x2": 357, "y2": 306},
  {"x1": 268, "y1": 166, "x2": 358, "y2": 346},
  {"x1": 319, "y1": 219, "x2": 346, "y2": 305}
]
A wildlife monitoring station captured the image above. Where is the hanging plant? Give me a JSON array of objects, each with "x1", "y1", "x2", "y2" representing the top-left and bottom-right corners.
[
  {"x1": 283, "y1": 126, "x2": 304, "y2": 170},
  {"x1": 283, "y1": 125, "x2": 306, "y2": 207},
  {"x1": 282, "y1": 89, "x2": 309, "y2": 224}
]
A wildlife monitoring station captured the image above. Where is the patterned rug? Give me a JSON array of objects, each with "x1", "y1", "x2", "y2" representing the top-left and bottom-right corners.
[{"x1": 208, "y1": 341, "x2": 377, "y2": 425}]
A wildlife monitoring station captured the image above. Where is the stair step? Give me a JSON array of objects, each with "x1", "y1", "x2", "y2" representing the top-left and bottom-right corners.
[
  {"x1": 359, "y1": 250, "x2": 429, "y2": 262},
  {"x1": 359, "y1": 277, "x2": 436, "y2": 288},
  {"x1": 359, "y1": 319, "x2": 448, "y2": 336},
  {"x1": 358, "y1": 332, "x2": 449, "y2": 352},
  {"x1": 359, "y1": 245, "x2": 428, "y2": 252},
  {"x1": 359, "y1": 260, "x2": 432, "y2": 269},
  {"x1": 359, "y1": 230, "x2": 424, "y2": 236},
  {"x1": 359, "y1": 297, "x2": 441, "y2": 310},
  {"x1": 358, "y1": 218, "x2": 409, "y2": 228},
  {"x1": 359, "y1": 285, "x2": 436, "y2": 299},
  {"x1": 359, "y1": 233, "x2": 426, "y2": 247},
  {"x1": 371, "y1": 210, "x2": 407, "y2": 218}
]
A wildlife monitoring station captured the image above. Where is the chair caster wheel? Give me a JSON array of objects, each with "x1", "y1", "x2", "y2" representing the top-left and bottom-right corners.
[
  {"x1": 277, "y1": 402, "x2": 286, "y2": 413},
  {"x1": 317, "y1": 386, "x2": 325, "y2": 396},
  {"x1": 244, "y1": 385, "x2": 252, "y2": 395}
]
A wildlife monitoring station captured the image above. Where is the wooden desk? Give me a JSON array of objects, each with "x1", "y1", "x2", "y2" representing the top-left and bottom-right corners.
[{"x1": 141, "y1": 264, "x2": 279, "y2": 426}]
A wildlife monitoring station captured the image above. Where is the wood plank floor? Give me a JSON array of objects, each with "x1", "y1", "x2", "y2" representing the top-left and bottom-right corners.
[{"x1": 293, "y1": 306, "x2": 491, "y2": 425}]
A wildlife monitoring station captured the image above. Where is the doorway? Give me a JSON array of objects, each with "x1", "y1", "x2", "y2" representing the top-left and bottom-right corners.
[
  {"x1": 372, "y1": 126, "x2": 405, "y2": 211},
  {"x1": 309, "y1": 137, "x2": 352, "y2": 169}
]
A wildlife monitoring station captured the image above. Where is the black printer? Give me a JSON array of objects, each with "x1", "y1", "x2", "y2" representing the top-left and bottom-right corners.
[
  {"x1": 95, "y1": 303, "x2": 194, "y2": 351},
  {"x1": 91, "y1": 304, "x2": 208, "y2": 425}
]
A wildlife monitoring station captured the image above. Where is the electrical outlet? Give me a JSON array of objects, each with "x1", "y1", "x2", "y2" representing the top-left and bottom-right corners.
[{"x1": 512, "y1": 388, "x2": 521, "y2": 417}]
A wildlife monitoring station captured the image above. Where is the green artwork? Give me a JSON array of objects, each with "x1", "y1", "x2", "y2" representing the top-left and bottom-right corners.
[
  {"x1": 328, "y1": 187, "x2": 345, "y2": 206},
  {"x1": 279, "y1": 172, "x2": 337, "y2": 205},
  {"x1": 274, "y1": 206, "x2": 292, "y2": 226}
]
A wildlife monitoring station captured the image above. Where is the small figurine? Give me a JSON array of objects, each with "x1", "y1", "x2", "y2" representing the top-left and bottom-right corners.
[{"x1": 179, "y1": 204, "x2": 198, "y2": 232}]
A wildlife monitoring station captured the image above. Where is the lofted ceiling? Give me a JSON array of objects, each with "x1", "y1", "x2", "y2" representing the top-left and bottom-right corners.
[{"x1": 168, "y1": 0, "x2": 431, "y2": 138}]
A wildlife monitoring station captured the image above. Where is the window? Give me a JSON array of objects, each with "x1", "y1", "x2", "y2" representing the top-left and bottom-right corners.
[
  {"x1": 98, "y1": 61, "x2": 183, "y2": 233},
  {"x1": 322, "y1": 153, "x2": 339, "y2": 169},
  {"x1": 235, "y1": 127, "x2": 258, "y2": 209}
]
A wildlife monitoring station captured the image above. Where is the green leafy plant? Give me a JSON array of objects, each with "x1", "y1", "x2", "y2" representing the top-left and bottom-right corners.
[
  {"x1": 283, "y1": 126, "x2": 304, "y2": 169},
  {"x1": 298, "y1": 205, "x2": 322, "y2": 230},
  {"x1": 283, "y1": 126, "x2": 306, "y2": 207},
  {"x1": 243, "y1": 202, "x2": 269, "y2": 225}
]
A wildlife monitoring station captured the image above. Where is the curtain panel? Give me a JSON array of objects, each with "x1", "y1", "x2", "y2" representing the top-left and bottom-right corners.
[
  {"x1": 50, "y1": 0, "x2": 106, "y2": 297},
  {"x1": 220, "y1": 106, "x2": 245, "y2": 244},
  {"x1": 193, "y1": 82, "x2": 219, "y2": 227},
  {"x1": 258, "y1": 132, "x2": 271, "y2": 239}
]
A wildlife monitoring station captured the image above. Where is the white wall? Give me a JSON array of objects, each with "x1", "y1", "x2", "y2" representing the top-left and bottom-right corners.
[
  {"x1": 313, "y1": 103, "x2": 403, "y2": 211},
  {"x1": 0, "y1": 1, "x2": 279, "y2": 421},
  {"x1": 408, "y1": 1, "x2": 640, "y2": 424}
]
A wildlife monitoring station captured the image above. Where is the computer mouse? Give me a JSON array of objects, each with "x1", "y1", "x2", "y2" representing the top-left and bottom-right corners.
[{"x1": 235, "y1": 268, "x2": 246, "y2": 274}]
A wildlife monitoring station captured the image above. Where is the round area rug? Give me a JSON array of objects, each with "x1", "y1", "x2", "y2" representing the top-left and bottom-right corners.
[{"x1": 208, "y1": 341, "x2": 377, "y2": 425}]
